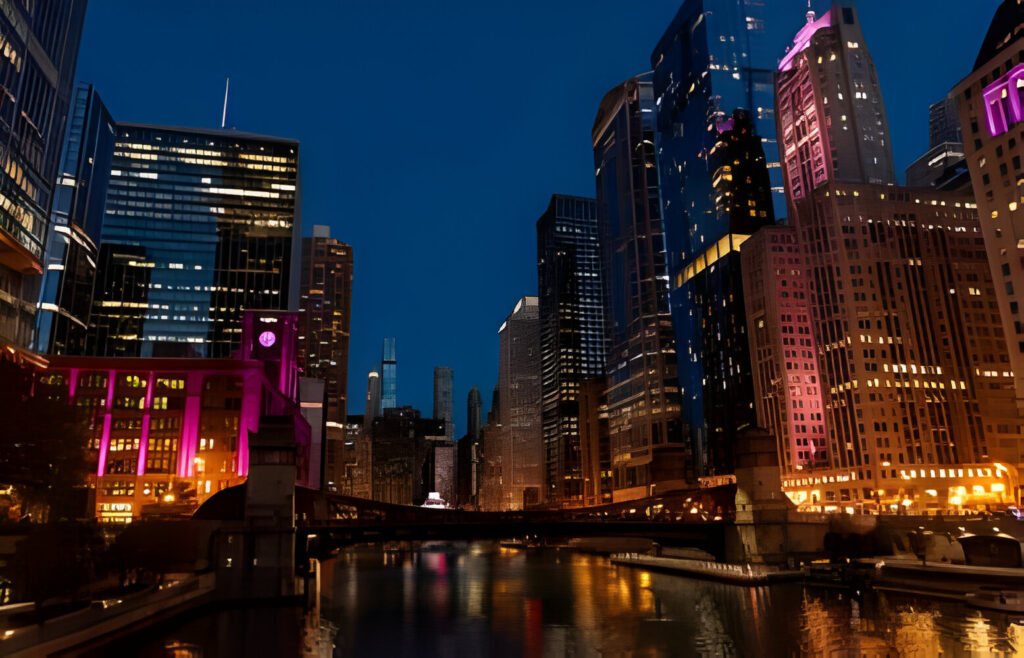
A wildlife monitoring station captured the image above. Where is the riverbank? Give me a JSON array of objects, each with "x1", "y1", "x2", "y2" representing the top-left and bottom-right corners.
[{"x1": 611, "y1": 553, "x2": 802, "y2": 584}]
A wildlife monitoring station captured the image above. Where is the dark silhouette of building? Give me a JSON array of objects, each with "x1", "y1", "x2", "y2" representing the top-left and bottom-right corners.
[
  {"x1": 369, "y1": 406, "x2": 446, "y2": 506},
  {"x1": 0, "y1": 1, "x2": 87, "y2": 352},
  {"x1": 433, "y1": 366, "x2": 454, "y2": 441},
  {"x1": 537, "y1": 194, "x2": 605, "y2": 505}
]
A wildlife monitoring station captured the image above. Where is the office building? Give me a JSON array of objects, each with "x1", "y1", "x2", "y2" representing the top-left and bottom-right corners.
[
  {"x1": 770, "y1": 5, "x2": 1022, "y2": 511},
  {"x1": 594, "y1": 74, "x2": 686, "y2": 500},
  {"x1": 578, "y1": 377, "x2": 611, "y2": 506},
  {"x1": 0, "y1": 1, "x2": 87, "y2": 354},
  {"x1": 369, "y1": 406, "x2": 446, "y2": 506},
  {"x1": 905, "y1": 142, "x2": 970, "y2": 192},
  {"x1": 297, "y1": 224, "x2": 352, "y2": 422},
  {"x1": 741, "y1": 225, "x2": 829, "y2": 478},
  {"x1": 953, "y1": 0, "x2": 1024, "y2": 412},
  {"x1": 536, "y1": 194, "x2": 605, "y2": 504},
  {"x1": 433, "y1": 366, "x2": 454, "y2": 441},
  {"x1": 467, "y1": 386, "x2": 482, "y2": 442},
  {"x1": 364, "y1": 370, "x2": 381, "y2": 426},
  {"x1": 930, "y1": 95, "x2": 963, "y2": 148},
  {"x1": 34, "y1": 85, "x2": 116, "y2": 356},
  {"x1": 495, "y1": 297, "x2": 543, "y2": 509},
  {"x1": 651, "y1": 1, "x2": 824, "y2": 477},
  {"x1": 87, "y1": 124, "x2": 300, "y2": 357},
  {"x1": 379, "y1": 337, "x2": 397, "y2": 410}
]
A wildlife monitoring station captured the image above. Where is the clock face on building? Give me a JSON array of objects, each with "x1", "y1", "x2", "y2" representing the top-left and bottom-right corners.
[{"x1": 259, "y1": 330, "x2": 277, "y2": 348}]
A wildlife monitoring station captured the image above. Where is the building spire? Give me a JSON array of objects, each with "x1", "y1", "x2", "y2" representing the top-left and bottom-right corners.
[{"x1": 221, "y1": 77, "x2": 230, "y2": 129}]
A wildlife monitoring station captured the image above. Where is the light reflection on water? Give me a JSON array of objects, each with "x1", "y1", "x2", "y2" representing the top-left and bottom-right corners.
[
  {"x1": 323, "y1": 545, "x2": 1024, "y2": 657},
  {"x1": 98, "y1": 543, "x2": 1024, "y2": 657}
]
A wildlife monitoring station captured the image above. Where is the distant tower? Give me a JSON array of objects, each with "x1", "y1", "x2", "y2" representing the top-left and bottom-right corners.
[
  {"x1": 433, "y1": 366, "x2": 455, "y2": 441},
  {"x1": 379, "y1": 338, "x2": 397, "y2": 410},
  {"x1": 364, "y1": 371, "x2": 381, "y2": 428},
  {"x1": 467, "y1": 386, "x2": 482, "y2": 442}
]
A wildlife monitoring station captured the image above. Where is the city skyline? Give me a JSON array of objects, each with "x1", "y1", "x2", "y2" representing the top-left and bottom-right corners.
[{"x1": 72, "y1": 1, "x2": 999, "y2": 436}]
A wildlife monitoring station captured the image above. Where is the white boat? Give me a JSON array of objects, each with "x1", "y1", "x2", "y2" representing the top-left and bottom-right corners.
[{"x1": 420, "y1": 492, "x2": 449, "y2": 510}]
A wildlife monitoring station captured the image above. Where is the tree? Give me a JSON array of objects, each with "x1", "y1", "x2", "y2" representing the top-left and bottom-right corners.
[{"x1": 0, "y1": 359, "x2": 92, "y2": 521}]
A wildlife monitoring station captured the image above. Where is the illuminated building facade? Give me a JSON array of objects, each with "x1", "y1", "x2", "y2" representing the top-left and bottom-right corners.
[
  {"x1": 578, "y1": 376, "x2": 611, "y2": 506},
  {"x1": 536, "y1": 194, "x2": 605, "y2": 505},
  {"x1": 953, "y1": 0, "x2": 1024, "y2": 411},
  {"x1": 495, "y1": 296, "x2": 543, "y2": 509},
  {"x1": 433, "y1": 366, "x2": 454, "y2": 441},
  {"x1": 38, "y1": 310, "x2": 312, "y2": 522},
  {"x1": 379, "y1": 337, "x2": 397, "y2": 410},
  {"x1": 296, "y1": 224, "x2": 352, "y2": 488},
  {"x1": 742, "y1": 225, "x2": 828, "y2": 478},
  {"x1": 594, "y1": 74, "x2": 686, "y2": 500},
  {"x1": 87, "y1": 124, "x2": 300, "y2": 358},
  {"x1": 771, "y1": 5, "x2": 1022, "y2": 511},
  {"x1": 34, "y1": 84, "x2": 116, "y2": 355},
  {"x1": 775, "y1": 5, "x2": 895, "y2": 210},
  {"x1": 0, "y1": 1, "x2": 87, "y2": 351},
  {"x1": 297, "y1": 225, "x2": 352, "y2": 423},
  {"x1": 650, "y1": 0, "x2": 818, "y2": 478}
]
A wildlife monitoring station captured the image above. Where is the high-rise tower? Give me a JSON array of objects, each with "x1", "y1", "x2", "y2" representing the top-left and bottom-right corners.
[
  {"x1": 537, "y1": 194, "x2": 605, "y2": 504},
  {"x1": 433, "y1": 366, "x2": 454, "y2": 441},
  {"x1": 467, "y1": 386, "x2": 482, "y2": 442},
  {"x1": 364, "y1": 371, "x2": 381, "y2": 427},
  {"x1": 34, "y1": 84, "x2": 116, "y2": 355},
  {"x1": 594, "y1": 74, "x2": 686, "y2": 500},
  {"x1": 0, "y1": 1, "x2": 87, "y2": 354},
  {"x1": 379, "y1": 337, "x2": 397, "y2": 410},
  {"x1": 651, "y1": 0, "x2": 816, "y2": 478},
  {"x1": 953, "y1": 0, "x2": 1024, "y2": 412},
  {"x1": 297, "y1": 225, "x2": 353, "y2": 423}
]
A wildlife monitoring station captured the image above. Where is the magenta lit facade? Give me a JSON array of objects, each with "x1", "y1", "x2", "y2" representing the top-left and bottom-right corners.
[{"x1": 38, "y1": 310, "x2": 311, "y2": 522}]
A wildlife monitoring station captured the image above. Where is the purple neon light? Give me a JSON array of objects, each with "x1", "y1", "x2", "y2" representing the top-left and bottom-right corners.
[
  {"x1": 778, "y1": 11, "x2": 833, "y2": 73},
  {"x1": 136, "y1": 372, "x2": 156, "y2": 476},
  {"x1": 96, "y1": 369, "x2": 116, "y2": 476},
  {"x1": 982, "y1": 64, "x2": 1024, "y2": 137},
  {"x1": 259, "y1": 330, "x2": 276, "y2": 348}
]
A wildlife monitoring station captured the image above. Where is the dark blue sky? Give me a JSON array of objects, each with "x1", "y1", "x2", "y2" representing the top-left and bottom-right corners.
[{"x1": 76, "y1": 1, "x2": 996, "y2": 435}]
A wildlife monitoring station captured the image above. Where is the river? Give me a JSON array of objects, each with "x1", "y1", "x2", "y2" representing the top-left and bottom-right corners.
[{"x1": 103, "y1": 543, "x2": 1024, "y2": 656}]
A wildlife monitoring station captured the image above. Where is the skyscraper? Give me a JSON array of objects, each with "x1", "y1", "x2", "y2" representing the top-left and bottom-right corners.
[
  {"x1": 929, "y1": 95, "x2": 964, "y2": 148},
  {"x1": 297, "y1": 225, "x2": 353, "y2": 423},
  {"x1": 765, "y1": 4, "x2": 1023, "y2": 512},
  {"x1": 594, "y1": 74, "x2": 685, "y2": 500},
  {"x1": 0, "y1": 1, "x2": 87, "y2": 354},
  {"x1": 675, "y1": 109, "x2": 776, "y2": 476},
  {"x1": 496, "y1": 296, "x2": 543, "y2": 509},
  {"x1": 379, "y1": 337, "x2": 397, "y2": 410},
  {"x1": 467, "y1": 386, "x2": 482, "y2": 442},
  {"x1": 775, "y1": 5, "x2": 895, "y2": 206},
  {"x1": 364, "y1": 370, "x2": 381, "y2": 427},
  {"x1": 87, "y1": 124, "x2": 300, "y2": 357},
  {"x1": 433, "y1": 366, "x2": 454, "y2": 441},
  {"x1": 953, "y1": 0, "x2": 1024, "y2": 412},
  {"x1": 34, "y1": 84, "x2": 116, "y2": 355},
  {"x1": 650, "y1": 0, "x2": 815, "y2": 478},
  {"x1": 536, "y1": 194, "x2": 605, "y2": 505}
]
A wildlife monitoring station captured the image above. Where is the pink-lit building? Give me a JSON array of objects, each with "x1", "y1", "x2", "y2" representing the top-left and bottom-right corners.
[
  {"x1": 762, "y1": 4, "x2": 1023, "y2": 513},
  {"x1": 952, "y1": 0, "x2": 1024, "y2": 412},
  {"x1": 37, "y1": 311, "x2": 313, "y2": 523},
  {"x1": 742, "y1": 225, "x2": 828, "y2": 478}
]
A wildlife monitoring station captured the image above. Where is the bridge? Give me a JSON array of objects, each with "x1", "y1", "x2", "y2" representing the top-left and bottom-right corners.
[{"x1": 195, "y1": 483, "x2": 738, "y2": 559}]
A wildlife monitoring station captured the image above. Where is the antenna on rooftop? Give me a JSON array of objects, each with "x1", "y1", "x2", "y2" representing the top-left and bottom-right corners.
[{"x1": 221, "y1": 78, "x2": 230, "y2": 129}]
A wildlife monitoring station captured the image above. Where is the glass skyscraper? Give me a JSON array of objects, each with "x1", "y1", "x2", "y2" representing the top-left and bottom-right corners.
[
  {"x1": 536, "y1": 194, "x2": 605, "y2": 505},
  {"x1": 594, "y1": 73, "x2": 685, "y2": 501},
  {"x1": 379, "y1": 337, "x2": 397, "y2": 410},
  {"x1": 650, "y1": 0, "x2": 818, "y2": 476},
  {"x1": 0, "y1": 1, "x2": 87, "y2": 353},
  {"x1": 34, "y1": 84, "x2": 116, "y2": 355},
  {"x1": 87, "y1": 124, "x2": 300, "y2": 357}
]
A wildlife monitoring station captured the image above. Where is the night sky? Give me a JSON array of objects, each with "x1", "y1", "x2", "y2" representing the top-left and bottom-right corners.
[{"x1": 75, "y1": 1, "x2": 997, "y2": 436}]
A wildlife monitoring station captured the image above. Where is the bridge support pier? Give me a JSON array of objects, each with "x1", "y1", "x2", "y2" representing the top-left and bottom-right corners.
[{"x1": 727, "y1": 428, "x2": 827, "y2": 565}]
